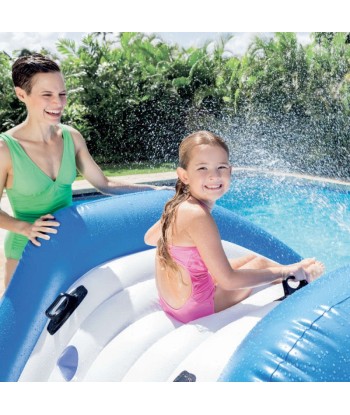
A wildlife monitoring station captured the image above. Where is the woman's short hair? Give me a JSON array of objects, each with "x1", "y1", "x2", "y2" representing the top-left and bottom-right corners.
[{"x1": 12, "y1": 53, "x2": 61, "y2": 93}]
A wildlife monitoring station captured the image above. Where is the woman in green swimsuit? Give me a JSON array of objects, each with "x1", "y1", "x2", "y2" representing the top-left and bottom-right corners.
[{"x1": 0, "y1": 53, "x2": 163, "y2": 288}]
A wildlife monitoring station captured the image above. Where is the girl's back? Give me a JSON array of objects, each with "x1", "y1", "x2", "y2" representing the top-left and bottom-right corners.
[{"x1": 155, "y1": 200, "x2": 216, "y2": 323}]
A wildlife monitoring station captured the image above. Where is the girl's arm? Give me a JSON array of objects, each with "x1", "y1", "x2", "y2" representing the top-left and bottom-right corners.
[
  {"x1": 187, "y1": 208, "x2": 302, "y2": 290},
  {"x1": 144, "y1": 220, "x2": 161, "y2": 246}
]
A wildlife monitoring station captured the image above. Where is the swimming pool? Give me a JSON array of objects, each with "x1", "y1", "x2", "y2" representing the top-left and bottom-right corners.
[
  {"x1": 73, "y1": 171, "x2": 350, "y2": 273},
  {"x1": 218, "y1": 171, "x2": 350, "y2": 272}
]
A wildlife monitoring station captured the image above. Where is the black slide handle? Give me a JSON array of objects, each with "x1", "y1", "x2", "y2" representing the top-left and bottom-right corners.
[
  {"x1": 279, "y1": 276, "x2": 308, "y2": 300},
  {"x1": 45, "y1": 285, "x2": 88, "y2": 335}
]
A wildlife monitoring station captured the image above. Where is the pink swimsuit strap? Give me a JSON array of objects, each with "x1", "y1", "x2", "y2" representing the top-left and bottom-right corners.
[{"x1": 158, "y1": 245, "x2": 215, "y2": 323}]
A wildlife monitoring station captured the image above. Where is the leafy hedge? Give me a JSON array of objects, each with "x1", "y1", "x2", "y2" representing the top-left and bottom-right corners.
[{"x1": 1, "y1": 32, "x2": 349, "y2": 178}]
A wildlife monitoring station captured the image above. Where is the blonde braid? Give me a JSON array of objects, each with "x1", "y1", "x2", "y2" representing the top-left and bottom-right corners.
[{"x1": 157, "y1": 179, "x2": 190, "y2": 277}]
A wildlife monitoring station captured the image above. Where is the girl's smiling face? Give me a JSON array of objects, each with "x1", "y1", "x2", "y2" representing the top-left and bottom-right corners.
[
  {"x1": 177, "y1": 143, "x2": 232, "y2": 208},
  {"x1": 15, "y1": 71, "x2": 67, "y2": 125}
]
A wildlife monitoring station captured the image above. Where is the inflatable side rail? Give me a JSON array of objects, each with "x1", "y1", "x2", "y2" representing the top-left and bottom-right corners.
[
  {"x1": 219, "y1": 264, "x2": 350, "y2": 382},
  {"x1": 0, "y1": 190, "x2": 301, "y2": 382}
]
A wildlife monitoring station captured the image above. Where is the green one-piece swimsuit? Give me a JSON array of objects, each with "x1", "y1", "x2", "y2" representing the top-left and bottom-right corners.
[{"x1": 0, "y1": 125, "x2": 77, "y2": 260}]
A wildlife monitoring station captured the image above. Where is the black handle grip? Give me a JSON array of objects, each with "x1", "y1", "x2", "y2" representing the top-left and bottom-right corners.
[
  {"x1": 45, "y1": 285, "x2": 88, "y2": 335},
  {"x1": 278, "y1": 276, "x2": 308, "y2": 301}
]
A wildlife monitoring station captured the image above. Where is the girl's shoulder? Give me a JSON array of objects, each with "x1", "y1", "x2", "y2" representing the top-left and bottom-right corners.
[
  {"x1": 173, "y1": 199, "x2": 214, "y2": 244},
  {"x1": 177, "y1": 199, "x2": 211, "y2": 222}
]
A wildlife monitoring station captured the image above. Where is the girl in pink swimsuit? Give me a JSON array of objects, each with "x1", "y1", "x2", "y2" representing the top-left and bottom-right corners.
[
  {"x1": 158, "y1": 245, "x2": 215, "y2": 323},
  {"x1": 145, "y1": 131, "x2": 324, "y2": 323}
]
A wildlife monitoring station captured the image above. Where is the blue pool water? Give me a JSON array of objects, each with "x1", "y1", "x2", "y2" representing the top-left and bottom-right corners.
[
  {"x1": 73, "y1": 172, "x2": 350, "y2": 273},
  {"x1": 217, "y1": 171, "x2": 350, "y2": 272}
]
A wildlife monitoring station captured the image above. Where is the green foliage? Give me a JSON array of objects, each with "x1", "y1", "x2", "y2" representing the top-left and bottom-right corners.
[
  {"x1": 1, "y1": 32, "x2": 350, "y2": 178},
  {"x1": 0, "y1": 52, "x2": 25, "y2": 129}
]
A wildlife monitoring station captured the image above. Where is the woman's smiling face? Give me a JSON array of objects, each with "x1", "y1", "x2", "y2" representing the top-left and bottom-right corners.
[{"x1": 17, "y1": 71, "x2": 67, "y2": 125}]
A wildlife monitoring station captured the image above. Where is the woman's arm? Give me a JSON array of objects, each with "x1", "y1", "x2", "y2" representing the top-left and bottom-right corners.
[
  {"x1": 0, "y1": 140, "x2": 60, "y2": 245},
  {"x1": 71, "y1": 128, "x2": 162, "y2": 195},
  {"x1": 0, "y1": 141, "x2": 26, "y2": 234}
]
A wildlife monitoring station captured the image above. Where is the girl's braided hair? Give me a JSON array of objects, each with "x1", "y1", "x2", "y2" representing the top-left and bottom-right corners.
[{"x1": 157, "y1": 130, "x2": 229, "y2": 279}]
